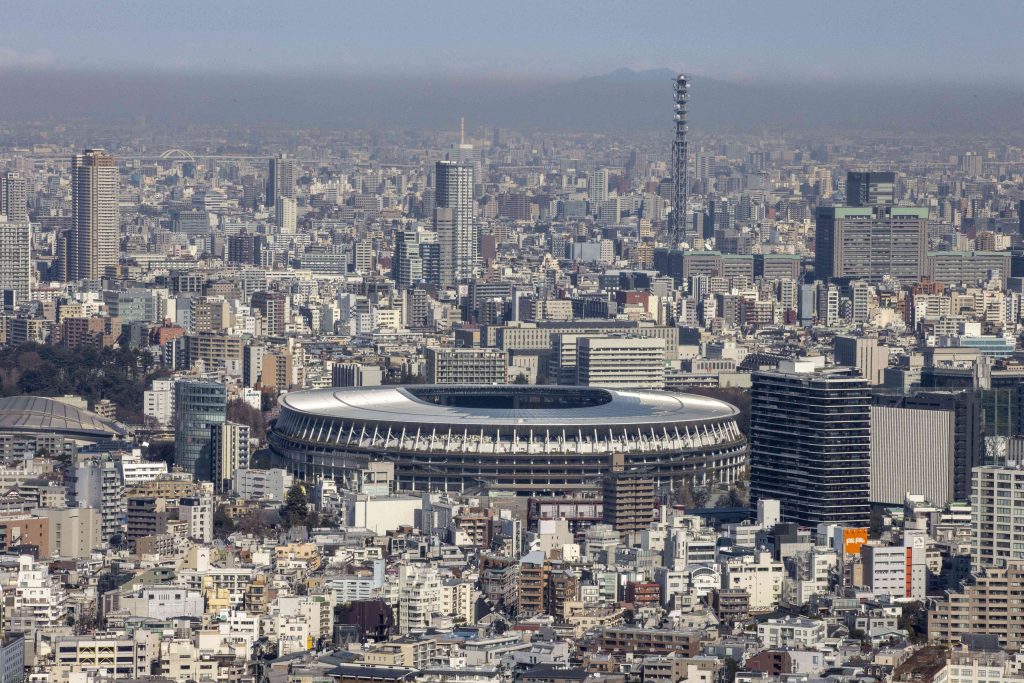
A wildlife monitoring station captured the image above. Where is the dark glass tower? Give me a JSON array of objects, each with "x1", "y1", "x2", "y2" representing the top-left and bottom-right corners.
[
  {"x1": 174, "y1": 380, "x2": 227, "y2": 478},
  {"x1": 846, "y1": 171, "x2": 895, "y2": 207},
  {"x1": 750, "y1": 363, "x2": 871, "y2": 526}
]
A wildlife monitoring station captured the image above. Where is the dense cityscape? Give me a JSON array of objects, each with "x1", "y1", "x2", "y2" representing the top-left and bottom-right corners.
[{"x1": 1, "y1": 6, "x2": 1024, "y2": 683}]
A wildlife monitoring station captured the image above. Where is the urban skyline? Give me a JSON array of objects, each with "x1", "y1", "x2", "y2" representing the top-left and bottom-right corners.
[{"x1": 1, "y1": 4, "x2": 1024, "y2": 683}]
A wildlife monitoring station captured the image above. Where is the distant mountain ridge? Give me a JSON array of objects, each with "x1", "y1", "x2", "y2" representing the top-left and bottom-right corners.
[{"x1": 0, "y1": 66, "x2": 1021, "y2": 133}]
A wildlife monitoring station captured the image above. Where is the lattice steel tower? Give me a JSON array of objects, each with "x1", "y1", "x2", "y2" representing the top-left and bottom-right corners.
[{"x1": 671, "y1": 74, "x2": 690, "y2": 245}]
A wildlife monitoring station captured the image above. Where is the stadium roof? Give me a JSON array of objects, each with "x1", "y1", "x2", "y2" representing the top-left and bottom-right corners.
[
  {"x1": 279, "y1": 385, "x2": 737, "y2": 429},
  {"x1": 0, "y1": 395, "x2": 129, "y2": 440}
]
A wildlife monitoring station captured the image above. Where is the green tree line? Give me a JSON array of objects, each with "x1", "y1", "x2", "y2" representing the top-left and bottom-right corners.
[{"x1": 0, "y1": 343, "x2": 167, "y2": 423}]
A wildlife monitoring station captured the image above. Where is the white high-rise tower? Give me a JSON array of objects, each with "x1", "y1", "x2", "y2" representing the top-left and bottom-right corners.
[{"x1": 434, "y1": 160, "x2": 476, "y2": 287}]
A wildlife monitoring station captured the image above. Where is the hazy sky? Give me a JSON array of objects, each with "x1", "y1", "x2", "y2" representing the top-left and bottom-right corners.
[{"x1": 2, "y1": 0, "x2": 1023, "y2": 84}]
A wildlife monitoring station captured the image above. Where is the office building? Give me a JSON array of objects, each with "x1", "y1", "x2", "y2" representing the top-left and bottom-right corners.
[
  {"x1": 814, "y1": 206, "x2": 928, "y2": 284},
  {"x1": 834, "y1": 336, "x2": 888, "y2": 385},
  {"x1": 332, "y1": 363, "x2": 383, "y2": 387},
  {"x1": 926, "y1": 250, "x2": 1012, "y2": 288},
  {"x1": 750, "y1": 360, "x2": 871, "y2": 527},
  {"x1": 392, "y1": 227, "x2": 424, "y2": 290},
  {"x1": 0, "y1": 218, "x2": 31, "y2": 305},
  {"x1": 211, "y1": 422, "x2": 250, "y2": 493},
  {"x1": 576, "y1": 336, "x2": 666, "y2": 389},
  {"x1": 425, "y1": 347, "x2": 507, "y2": 385},
  {"x1": 67, "y1": 149, "x2": 119, "y2": 281},
  {"x1": 872, "y1": 391, "x2": 981, "y2": 505},
  {"x1": 0, "y1": 171, "x2": 28, "y2": 223},
  {"x1": 588, "y1": 168, "x2": 609, "y2": 203},
  {"x1": 266, "y1": 153, "x2": 296, "y2": 208},
  {"x1": 845, "y1": 171, "x2": 895, "y2": 207},
  {"x1": 234, "y1": 468, "x2": 294, "y2": 501},
  {"x1": 275, "y1": 196, "x2": 297, "y2": 234},
  {"x1": 174, "y1": 381, "x2": 227, "y2": 478},
  {"x1": 434, "y1": 160, "x2": 476, "y2": 286},
  {"x1": 861, "y1": 529, "x2": 928, "y2": 600},
  {"x1": 870, "y1": 403, "x2": 960, "y2": 507}
]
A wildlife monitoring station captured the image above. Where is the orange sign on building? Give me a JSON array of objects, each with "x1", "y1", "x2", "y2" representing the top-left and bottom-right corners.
[{"x1": 843, "y1": 527, "x2": 869, "y2": 555}]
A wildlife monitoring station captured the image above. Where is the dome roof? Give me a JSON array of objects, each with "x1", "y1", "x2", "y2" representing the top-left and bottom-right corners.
[{"x1": 0, "y1": 395, "x2": 129, "y2": 440}]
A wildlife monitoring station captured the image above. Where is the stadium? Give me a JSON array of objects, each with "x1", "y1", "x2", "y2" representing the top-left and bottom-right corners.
[
  {"x1": 0, "y1": 395, "x2": 130, "y2": 459},
  {"x1": 270, "y1": 385, "x2": 748, "y2": 495}
]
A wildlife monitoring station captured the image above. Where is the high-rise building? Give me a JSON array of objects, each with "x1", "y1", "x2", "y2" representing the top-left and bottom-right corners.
[
  {"x1": 871, "y1": 391, "x2": 982, "y2": 507},
  {"x1": 814, "y1": 206, "x2": 928, "y2": 284},
  {"x1": 174, "y1": 381, "x2": 227, "y2": 478},
  {"x1": 870, "y1": 404, "x2": 955, "y2": 507},
  {"x1": 0, "y1": 218, "x2": 31, "y2": 306},
  {"x1": 817, "y1": 283, "x2": 839, "y2": 326},
  {"x1": 929, "y1": 561, "x2": 1024, "y2": 651},
  {"x1": 266, "y1": 154, "x2": 296, "y2": 208},
  {"x1": 588, "y1": 168, "x2": 609, "y2": 204},
  {"x1": 392, "y1": 228, "x2": 424, "y2": 290},
  {"x1": 602, "y1": 469, "x2": 655, "y2": 543},
  {"x1": 971, "y1": 465, "x2": 1024, "y2": 571},
  {"x1": 275, "y1": 196, "x2": 296, "y2": 234},
  {"x1": 434, "y1": 160, "x2": 476, "y2": 286},
  {"x1": 750, "y1": 359, "x2": 871, "y2": 527},
  {"x1": 845, "y1": 171, "x2": 895, "y2": 207},
  {"x1": 210, "y1": 422, "x2": 250, "y2": 494},
  {"x1": 0, "y1": 171, "x2": 28, "y2": 223},
  {"x1": 68, "y1": 453, "x2": 124, "y2": 542},
  {"x1": 68, "y1": 149, "x2": 119, "y2": 281},
  {"x1": 958, "y1": 152, "x2": 984, "y2": 177},
  {"x1": 907, "y1": 392, "x2": 982, "y2": 501}
]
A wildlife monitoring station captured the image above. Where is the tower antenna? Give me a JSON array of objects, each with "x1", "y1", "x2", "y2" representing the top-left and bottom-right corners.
[{"x1": 672, "y1": 74, "x2": 690, "y2": 246}]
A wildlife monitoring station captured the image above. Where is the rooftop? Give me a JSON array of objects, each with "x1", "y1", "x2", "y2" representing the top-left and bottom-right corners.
[
  {"x1": 0, "y1": 395, "x2": 129, "y2": 439},
  {"x1": 278, "y1": 384, "x2": 738, "y2": 429}
]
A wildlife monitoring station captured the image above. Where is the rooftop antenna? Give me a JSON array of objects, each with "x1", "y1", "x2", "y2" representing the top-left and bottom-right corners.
[{"x1": 460, "y1": 117, "x2": 465, "y2": 145}]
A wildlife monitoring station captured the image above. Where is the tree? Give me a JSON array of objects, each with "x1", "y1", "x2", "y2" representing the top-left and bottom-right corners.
[
  {"x1": 146, "y1": 441, "x2": 176, "y2": 468},
  {"x1": 717, "y1": 485, "x2": 748, "y2": 509},
  {"x1": 282, "y1": 483, "x2": 310, "y2": 526},
  {"x1": 227, "y1": 399, "x2": 268, "y2": 440},
  {"x1": 213, "y1": 508, "x2": 236, "y2": 540},
  {"x1": 898, "y1": 601, "x2": 926, "y2": 642},
  {"x1": 238, "y1": 510, "x2": 276, "y2": 537},
  {"x1": 512, "y1": 373, "x2": 529, "y2": 384}
]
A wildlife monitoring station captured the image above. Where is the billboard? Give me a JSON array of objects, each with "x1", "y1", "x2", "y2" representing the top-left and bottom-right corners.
[{"x1": 842, "y1": 527, "x2": 869, "y2": 555}]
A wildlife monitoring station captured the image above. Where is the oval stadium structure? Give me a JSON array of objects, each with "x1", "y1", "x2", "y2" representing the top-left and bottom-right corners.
[{"x1": 270, "y1": 385, "x2": 748, "y2": 495}]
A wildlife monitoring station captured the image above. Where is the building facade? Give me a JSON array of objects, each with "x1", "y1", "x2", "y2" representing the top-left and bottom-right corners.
[
  {"x1": 0, "y1": 219, "x2": 31, "y2": 306},
  {"x1": 174, "y1": 381, "x2": 227, "y2": 478},
  {"x1": 814, "y1": 206, "x2": 928, "y2": 284},
  {"x1": 750, "y1": 360, "x2": 871, "y2": 527},
  {"x1": 435, "y1": 160, "x2": 476, "y2": 287},
  {"x1": 68, "y1": 149, "x2": 119, "y2": 281}
]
